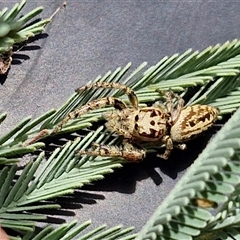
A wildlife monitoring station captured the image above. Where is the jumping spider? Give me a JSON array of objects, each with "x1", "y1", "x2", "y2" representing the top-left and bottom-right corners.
[{"x1": 53, "y1": 82, "x2": 219, "y2": 161}]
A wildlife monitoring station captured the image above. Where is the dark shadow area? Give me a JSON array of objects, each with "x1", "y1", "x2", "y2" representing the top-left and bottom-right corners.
[
  {"x1": 11, "y1": 53, "x2": 30, "y2": 65},
  {"x1": 150, "y1": 125, "x2": 221, "y2": 178},
  {"x1": 0, "y1": 73, "x2": 8, "y2": 85},
  {"x1": 11, "y1": 33, "x2": 48, "y2": 65},
  {"x1": 82, "y1": 161, "x2": 155, "y2": 194},
  {"x1": 17, "y1": 191, "x2": 105, "y2": 225},
  {"x1": 26, "y1": 32, "x2": 49, "y2": 44},
  {"x1": 44, "y1": 215, "x2": 66, "y2": 224}
]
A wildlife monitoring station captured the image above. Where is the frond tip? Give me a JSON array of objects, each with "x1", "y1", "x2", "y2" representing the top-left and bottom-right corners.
[{"x1": 0, "y1": 0, "x2": 50, "y2": 53}]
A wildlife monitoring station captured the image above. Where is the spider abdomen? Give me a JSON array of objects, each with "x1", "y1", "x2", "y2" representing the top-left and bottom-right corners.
[{"x1": 170, "y1": 105, "x2": 219, "y2": 142}]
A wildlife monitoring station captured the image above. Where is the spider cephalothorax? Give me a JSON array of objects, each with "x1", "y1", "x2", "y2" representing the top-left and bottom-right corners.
[
  {"x1": 54, "y1": 82, "x2": 219, "y2": 161},
  {"x1": 104, "y1": 107, "x2": 169, "y2": 141}
]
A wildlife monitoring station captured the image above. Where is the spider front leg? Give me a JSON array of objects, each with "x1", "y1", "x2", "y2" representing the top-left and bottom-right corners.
[
  {"x1": 165, "y1": 90, "x2": 184, "y2": 125},
  {"x1": 164, "y1": 90, "x2": 185, "y2": 124},
  {"x1": 78, "y1": 141, "x2": 146, "y2": 162},
  {"x1": 53, "y1": 97, "x2": 127, "y2": 133},
  {"x1": 157, "y1": 89, "x2": 185, "y2": 124},
  {"x1": 76, "y1": 82, "x2": 139, "y2": 109}
]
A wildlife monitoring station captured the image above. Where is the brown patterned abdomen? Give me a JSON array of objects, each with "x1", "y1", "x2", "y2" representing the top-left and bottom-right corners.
[{"x1": 170, "y1": 105, "x2": 219, "y2": 142}]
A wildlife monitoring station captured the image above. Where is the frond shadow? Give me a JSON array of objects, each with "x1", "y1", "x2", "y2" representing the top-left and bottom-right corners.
[
  {"x1": 28, "y1": 191, "x2": 105, "y2": 224},
  {"x1": 81, "y1": 160, "x2": 163, "y2": 194},
  {"x1": 11, "y1": 53, "x2": 30, "y2": 65},
  {"x1": 55, "y1": 190, "x2": 105, "y2": 207},
  {"x1": 10, "y1": 32, "x2": 49, "y2": 67}
]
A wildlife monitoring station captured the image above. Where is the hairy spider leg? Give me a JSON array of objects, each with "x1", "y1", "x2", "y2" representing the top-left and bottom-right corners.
[
  {"x1": 157, "y1": 135, "x2": 174, "y2": 160},
  {"x1": 157, "y1": 135, "x2": 186, "y2": 160},
  {"x1": 75, "y1": 82, "x2": 139, "y2": 109},
  {"x1": 78, "y1": 141, "x2": 146, "y2": 162},
  {"x1": 164, "y1": 90, "x2": 185, "y2": 124},
  {"x1": 53, "y1": 97, "x2": 127, "y2": 133}
]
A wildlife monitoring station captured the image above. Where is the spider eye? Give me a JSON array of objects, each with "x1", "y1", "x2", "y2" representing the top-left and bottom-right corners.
[
  {"x1": 135, "y1": 115, "x2": 139, "y2": 121},
  {"x1": 150, "y1": 110, "x2": 158, "y2": 117}
]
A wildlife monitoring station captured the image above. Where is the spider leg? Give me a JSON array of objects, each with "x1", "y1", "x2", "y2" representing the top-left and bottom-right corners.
[
  {"x1": 157, "y1": 135, "x2": 173, "y2": 160},
  {"x1": 157, "y1": 135, "x2": 187, "y2": 160},
  {"x1": 104, "y1": 109, "x2": 133, "y2": 138},
  {"x1": 175, "y1": 143, "x2": 187, "y2": 150},
  {"x1": 164, "y1": 90, "x2": 185, "y2": 123},
  {"x1": 155, "y1": 89, "x2": 185, "y2": 124},
  {"x1": 76, "y1": 82, "x2": 139, "y2": 109},
  {"x1": 53, "y1": 97, "x2": 127, "y2": 133},
  {"x1": 78, "y1": 141, "x2": 146, "y2": 162}
]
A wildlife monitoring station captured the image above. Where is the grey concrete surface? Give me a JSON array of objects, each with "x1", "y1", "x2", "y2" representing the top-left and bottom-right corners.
[{"x1": 1, "y1": 0, "x2": 240, "y2": 235}]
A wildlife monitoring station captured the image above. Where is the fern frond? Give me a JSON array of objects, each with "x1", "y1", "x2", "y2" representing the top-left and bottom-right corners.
[
  {"x1": 21, "y1": 129, "x2": 122, "y2": 204},
  {"x1": 77, "y1": 224, "x2": 135, "y2": 240},
  {"x1": 8, "y1": 220, "x2": 135, "y2": 240},
  {"x1": 0, "y1": 153, "x2": 60, "y2": 231},
  {"x1": 0, "y1": 110, "x2": 55, "y2": 163},
  {"x1": 2, "y1": 209, "x2": 136, "y2": 239},
  {"x1": 3, "y1": 220, "x2": 136, "y2": 240},
  {"x1": 0, "y1": 0, "x2": 51, "y2": 75}
]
